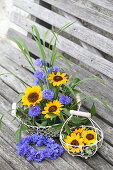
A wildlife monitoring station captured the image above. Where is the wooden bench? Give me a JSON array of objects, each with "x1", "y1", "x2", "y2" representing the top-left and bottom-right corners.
[{"x1": 0, "y1": 0, "x2": 113, "y2": 169}]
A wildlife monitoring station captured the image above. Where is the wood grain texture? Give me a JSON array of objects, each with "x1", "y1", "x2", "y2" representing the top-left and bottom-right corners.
[
  {"x1": 0, "y1": 156, "x2": 14, "y2": 170},
  {"x1": 89, "y1": 0, "x2": 113, "y2": 11},
  {"x1": 12, "y1": 0, "x2": 113, "y2": 57},
  {"x1": 33, "y1": 0, "x2": 113, "y2": 34},
  {"x1": 10, "y1": 12, "x2": 113, "y2": 80}
]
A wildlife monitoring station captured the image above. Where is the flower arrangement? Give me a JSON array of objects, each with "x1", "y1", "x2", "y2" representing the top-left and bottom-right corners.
[{"x1": 1, "y1": 23, "x2": 112, "y2": 159}]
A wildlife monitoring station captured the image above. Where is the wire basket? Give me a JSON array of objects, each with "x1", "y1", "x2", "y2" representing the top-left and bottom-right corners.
[
  {"x1": 11, "y1": 95, "x2": 81, "y2": 138},
  {"x1": 60, "y1": 110, "x2": 103, "y2": 159}
]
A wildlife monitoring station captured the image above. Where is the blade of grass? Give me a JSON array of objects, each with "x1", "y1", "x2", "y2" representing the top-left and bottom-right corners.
[
  {"x1": 0, "y1": 73, "x2": 26, "y2": 87},
  {"x1": 10, "y1": 37, "x2": 35, "y2": 71}
]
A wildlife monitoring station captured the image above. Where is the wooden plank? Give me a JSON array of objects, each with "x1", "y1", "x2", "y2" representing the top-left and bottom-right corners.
[
  {"x1": 13, "y1": 0, "x2": 113, "y2": 57},
  {"x1": 4, "y1": 34, "x2": 113, "y2": 125},
  {"x1": 89, "y1": 0, "x2": 113, "y2": 12},
  {"x1": 0, "y1": 95, "x2": 113, "y2": 169},
  {"x1": 10, "y1": 13, "x2": 113, "y2": 80},
  {"x1": 26, "y1": 0, "x2": 113, "y2": 35},
  {"x1": 0, "y1": 156, "x2": 14, "y2": 170},
  {"x1": 0, "y1": 137, "x2": 38, "y2": 170}
]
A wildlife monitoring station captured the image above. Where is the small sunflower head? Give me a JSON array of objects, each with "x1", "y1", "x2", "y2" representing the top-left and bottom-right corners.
[
  {"x1": 22, "y1": 86, "x2": 43, "y2": 108},
  {"x1": 48, "y1": 71, "x2": 68, "y2": 86}
]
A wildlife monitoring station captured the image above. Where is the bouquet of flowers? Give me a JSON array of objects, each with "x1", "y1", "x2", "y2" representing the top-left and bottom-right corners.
[
  {"x1": 1, "y1": 24, "x2": 112, "y2": 159},
  {"x1": 9, "y1": 24, "x2": 111, "y2": 144}
]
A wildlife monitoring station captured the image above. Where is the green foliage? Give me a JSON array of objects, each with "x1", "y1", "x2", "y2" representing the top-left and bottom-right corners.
[
  {"x1": 14, "y1": 124, "x2": 28, "y2": 143},
  {"x1": 91, "y1": 103, "x2": 96, "y2": 116},
  {"x1": 0, "y1": 115, "x2": 4, "y2": 129},
  {"x1": 10, "y1": 37, "x2": 35, "y2": 71},
  {"x1": 47, "y1": 113, "x2": 57, "y2": 118},
  {"x1": 65, "y1": 124, "x2": 71, "y2": 135}
]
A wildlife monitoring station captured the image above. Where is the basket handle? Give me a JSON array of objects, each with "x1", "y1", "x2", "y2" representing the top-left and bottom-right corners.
[
  {"x1": 11, "y1": 102, "x2": 16, "y2": 117},
  {"x1": 70, "y1": 110, "x2": 91, "y2": 118}
]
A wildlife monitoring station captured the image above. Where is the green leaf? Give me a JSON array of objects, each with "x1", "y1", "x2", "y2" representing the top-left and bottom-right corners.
[
  {"x1": 51, "y1": 123, "x2": 63, "y2": 129},
  {"x1": 62, "y1": 108, "x2": 70, "y2": 116},
  {"x1": 60, "y1": 112, "x2": 65, "y2": 122},
  {"x1": 85, "y1": 148, "x2": 93, "y2": 155},
  {"x1": 17, "y1": 93, "x2": 24, "y2": 103},
  {"x1": 10, "y1": 37, "x2": 35, "y2": 71},
  {"x1": 35, "y1": 122, "x2": 42, "y2": 126},
  {"x1": 41, "y1": 121, "x2": 47, "y2": 126},
  {"x1": 65, "y1": 124, "x2": 71, "y2": 135},
  {"x1": 0, "y1": 73, "x2": 26, "y2": 87},
  {"x1": 14, "y1": 128, "x2": 21, "y2": 143},
  {"x1": 74, "y1": 78, "x2": 104, "y2": 87},
  {"x1": 20, "y1": 124, "x2": 28, "y2": 131},
  {"x1": 0, "y1": 115, "x2": 4, "y2": 129},
  {"x1": 71, "y1": 117, "x2": 82, "y2": 125},
  {"x1": 47, "y1": 113, "x2": 57, "y2": 118},
  {"x1": 53, "y1": 129, "x2": 61, "y2": 135},
  {"x1": 91, "y1": 103, "x2": 96, "y2": 116}
]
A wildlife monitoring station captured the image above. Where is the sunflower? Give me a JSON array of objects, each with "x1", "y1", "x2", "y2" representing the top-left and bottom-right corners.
[
  {"x1": 22, "y1": 86, "x2": 43, "y2": 108},
  {"x1": 81, "y1": 130, "x2": 97, "y2": 145},
  {"x1": 42, "y1": 100, "x2": 63, "y2": 120},
  {"x1": 65, "y1": 133, "x2": 84, "y2": 153},
  {"x1": 48, "y1": 71, "x2": 68, "y2": 86},
  {"x1": 73, "y1": 127, "x2": 85, "y2": 135}
]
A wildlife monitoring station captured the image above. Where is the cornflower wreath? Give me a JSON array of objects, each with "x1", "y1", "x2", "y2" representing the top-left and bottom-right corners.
[{"x1": 16, "y1": 134, "x2": 63, "y2": 162}]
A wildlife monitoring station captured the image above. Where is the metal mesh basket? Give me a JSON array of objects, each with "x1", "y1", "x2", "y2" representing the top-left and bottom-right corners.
[{"x1": 60, "y1": 110, "x2": 103, "y2": 159}]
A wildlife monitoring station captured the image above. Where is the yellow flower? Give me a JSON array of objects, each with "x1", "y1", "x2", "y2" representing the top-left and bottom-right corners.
[
  {"x1": 81, "y1": 130, "x2": 97, "y2": 145},
  {"x1": 65, "y1": 133, "x2": 84, "y2": 153},
  {"x1": 22, "y1": 86, "x2": 42, "y2": 108},
  {"x1": 73, "y1": 127, "x2": 85, "y2": 135},
  {"x1": 48, "y1": 71, "x2": 68, "y2": 86},
  {"x1": 42, "y1": 100, "x2": 63, "y2": 120}
]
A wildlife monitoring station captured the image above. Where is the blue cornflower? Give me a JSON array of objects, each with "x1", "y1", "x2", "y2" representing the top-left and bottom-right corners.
[
  {"x1": 34, "y1": 79, "x2": 44, "y2": 86},
  {"x1": 48, "y1": 66, "x2": 60, "y2": 74},
  {"x1": 36, "y1": 58, "x2": 47, "y2": 67},
  {"x1": 26, "y1": 148, "x2": 36, "y2": 161},
  {"x1": 59, "y1": 94, "x2": 71, "y2": 105},
  {"x1": 29, "y1": 105, "x2": 41, "y2": 118},
  {"x1": 16, "y1": 143, "x2": 29, "y2": 156},
  {"x1": 44, "y1": 137, "x2": 55, "y2": 145},
  {"x1": 42, "y1": 148, "x2": 50, "y2": 158},
  {"x1": 34, "y1": 151, "x2": 44, "y2": 162},
  {"x1": 34, "y1": 69, "x2": 46, "y2": 81},
  {"x1": 42, "y1": 89, "x2": 54, "y2": 100},
  {"x1": 48, "y1": 148, "x2": 58, "y2": 160}
]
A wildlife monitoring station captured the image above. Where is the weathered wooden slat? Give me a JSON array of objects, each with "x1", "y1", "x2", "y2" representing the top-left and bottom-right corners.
[
  {"x1": 30, "y1": 0, "x2": 113, "y2": 35},
  {"x1": 13, "y1": 0, "x2": 113, "y2": 57},
  {"x1": 10, "y1": 13, "x2": 113, "y2": 80},
  {"x1": 89, "y1": 0, "x2": 113, "y2": 12},
  {"x1": 0, "y1": 156, "x2": 14, "y2": 170},
  {"x1": 4, "y1": 33, "x2": 113, "y2": 125},
  {"x1": 0, "y1": 95, "x2": 113, "y2": 169},
  {"x1": 0, "y1": 137, "x2": 37, "y2": 170}
]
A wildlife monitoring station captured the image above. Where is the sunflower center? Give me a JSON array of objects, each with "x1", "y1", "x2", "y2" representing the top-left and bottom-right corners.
[
  {"x1": 86, "y1": 134, "x2": 94, "y2": 140},
  {"x1": 71, "y1": 139, "x2": 79, "y2": 146},
  {"x1": 48, "y1": 105, "x2": 57, "y2": 112},
  {"x1": 28, "y1": 93, "x2": 39, "y2": 102},
  {"x1": 53, "y1": 76, "x2": 63, "y2": 82}
]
